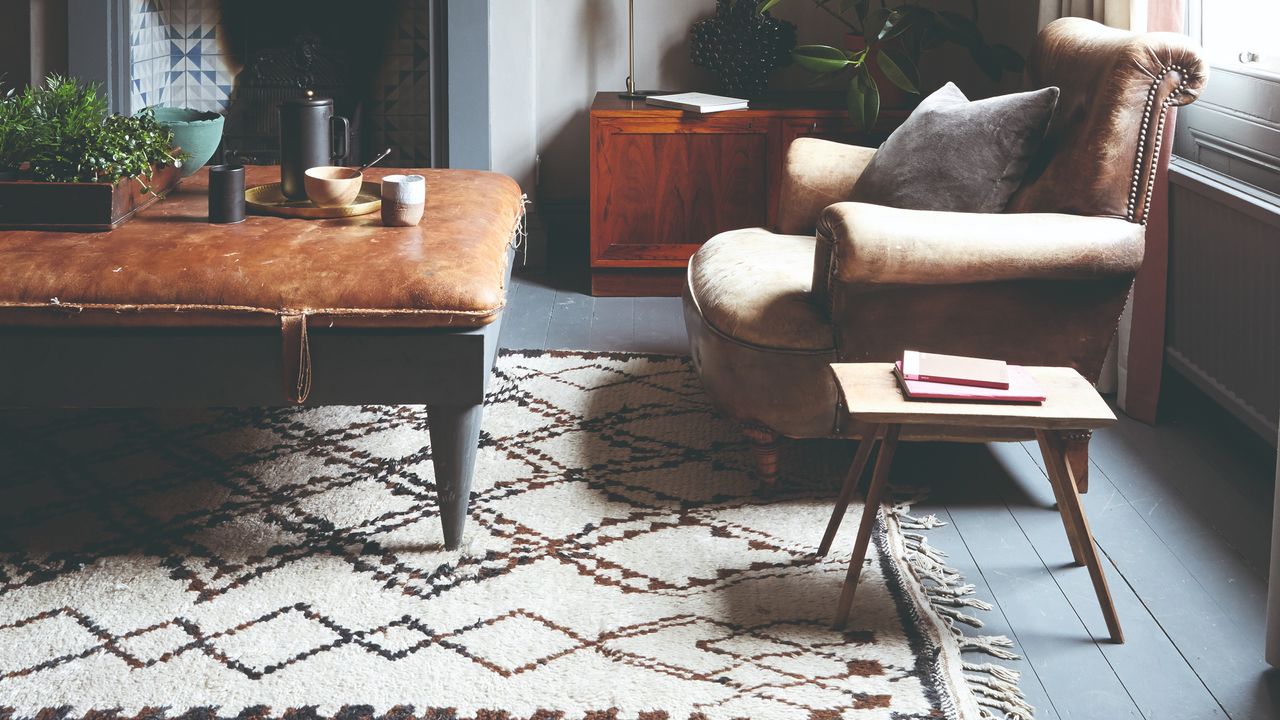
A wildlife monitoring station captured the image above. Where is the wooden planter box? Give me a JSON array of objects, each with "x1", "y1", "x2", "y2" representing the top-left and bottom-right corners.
[{"x1": 0, "y1": 163, "x2": 182, "y2": 231}]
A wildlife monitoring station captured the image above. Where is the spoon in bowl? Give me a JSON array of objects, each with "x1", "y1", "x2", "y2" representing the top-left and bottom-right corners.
[{"x1": 358, "y1": 148, "x2": 393, "y2": 173}]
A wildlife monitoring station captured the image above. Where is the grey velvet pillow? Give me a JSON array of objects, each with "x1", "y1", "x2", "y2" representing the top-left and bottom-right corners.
[{"x1": 851, "y1": 82, "x2": 1059, "y2": 213}]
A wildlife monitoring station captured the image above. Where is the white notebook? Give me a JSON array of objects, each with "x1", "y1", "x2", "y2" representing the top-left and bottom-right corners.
[{"x1": 645, "y1": 92, "x2": 749, "y2": 113}]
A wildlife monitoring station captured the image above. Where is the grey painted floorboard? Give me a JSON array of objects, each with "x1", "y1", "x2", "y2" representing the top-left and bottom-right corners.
[
  {"x1": 991, "y1": 442, "x2": 1231, "y2": 720},
  {"x1": 545, "y1": 289, "x2": 594, "y2": 351},
  {"x1": 499, "y1": 278, "x2": 1279, "y2": 720},
  {"x1": 500, "y1": 275, "x2": 556, "y2": 351},
  {"x1": 633, "y1": 297, "x2": 688, "y2": 355},
  {"x1": 585, "y1": 297, "x2": 636, "y2": 351},
  {"x1": 920, "y1": 445, "x2": 1144, "y2": 720}
]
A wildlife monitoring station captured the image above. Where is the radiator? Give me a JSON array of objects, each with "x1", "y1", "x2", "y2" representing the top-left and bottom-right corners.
[{"x1": 1166, "y1": 163, "x2": 1280, "y2": 442}]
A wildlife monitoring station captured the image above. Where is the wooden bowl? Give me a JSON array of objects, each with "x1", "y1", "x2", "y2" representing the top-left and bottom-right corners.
[{"x1": 304, "y1": 166, "x2": 364, "y2": 208}]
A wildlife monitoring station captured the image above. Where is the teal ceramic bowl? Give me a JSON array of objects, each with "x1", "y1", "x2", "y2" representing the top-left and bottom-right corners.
[{"x1": 152, "y1": 107, "x2": 225, "y2": 177}]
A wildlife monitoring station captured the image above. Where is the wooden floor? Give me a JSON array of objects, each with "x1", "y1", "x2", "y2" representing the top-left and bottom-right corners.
[{"x1": 501, "y1": 270, "x2": 1280, "y2": 720}]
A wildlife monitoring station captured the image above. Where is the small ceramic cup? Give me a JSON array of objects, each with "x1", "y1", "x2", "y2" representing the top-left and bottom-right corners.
[{"x1": 381, "y1": 174, "x2": 426, "y2": 227}]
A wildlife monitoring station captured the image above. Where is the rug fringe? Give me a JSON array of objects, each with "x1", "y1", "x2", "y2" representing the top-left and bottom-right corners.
[{"x1": 887, "y1": 500, "x2": 1035, "y2": 720}]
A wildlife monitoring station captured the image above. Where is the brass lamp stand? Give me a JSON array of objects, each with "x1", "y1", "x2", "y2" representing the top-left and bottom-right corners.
[{"x1": 618, "y1": 0, "x2": 653, "y2": 100}]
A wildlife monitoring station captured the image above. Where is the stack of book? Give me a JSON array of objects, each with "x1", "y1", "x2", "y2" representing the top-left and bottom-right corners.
[{"x1": 894, "y1": 351, "x2": 1046, "y2": 404}]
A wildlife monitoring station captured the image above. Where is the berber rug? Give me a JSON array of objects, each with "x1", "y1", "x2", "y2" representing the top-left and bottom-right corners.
[{"x1": 0, "y1": 350, "x2": 1031, "y2": 719}]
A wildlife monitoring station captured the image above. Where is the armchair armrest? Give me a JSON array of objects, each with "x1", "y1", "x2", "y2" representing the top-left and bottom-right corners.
[
  {"x1": 813, "y1": 202, "x2": 1146, "y2": 381},
  {"x1": 817, "y1": 202, "x2": 1145, "y2": 288},
  {"x1": 776, "y1": 139, "x2": 877, "y2": 236}
]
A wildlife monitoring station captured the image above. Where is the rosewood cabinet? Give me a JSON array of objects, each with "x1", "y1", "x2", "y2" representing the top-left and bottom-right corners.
[{"x1": 589, "y1": 92, "x2": 905, "y2": 296}]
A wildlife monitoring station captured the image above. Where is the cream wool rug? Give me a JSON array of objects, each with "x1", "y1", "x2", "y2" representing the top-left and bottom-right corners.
[{"x1": 0, "y1": 350, "x2": 1031, "y2": 720}]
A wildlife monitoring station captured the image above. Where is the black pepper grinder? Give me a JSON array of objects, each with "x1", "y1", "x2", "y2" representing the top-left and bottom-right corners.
[{"x1": 279, "y1": 91, "x2": 350, "y2": 201}]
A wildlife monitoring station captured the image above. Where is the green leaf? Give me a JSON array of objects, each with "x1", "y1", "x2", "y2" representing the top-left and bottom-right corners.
[
  {"x1": 863, "y1": 70, "x2": 881, "y2": 129},
  {"x1": 938, "y1": 10, "x2": 982, "y2": 47},
  {"x1": 969, "y1": 45, "x2": 1002, "y2": 81},
  {"x1": 846, "y1": 75, "x2": 867, "y2": 130},
  {"x1": 877, "y1": 7, "x2": 915, "y2": 42},
  {"x1": 863, "y1": 8, "x2": 889, "y2": 44},
  {"x1": 756, "y1": 0, "x2": 786, "y2": 14},
  {"x1": 846, "y1": 66, "x2": 881, "y2": 130},
  {"x1": 876, "y1": 46, "x2": 919, "y2": 93},
  {"x1": 990, "y1": 43, "x2": 1025, "y2": 72},
  {"x1": 792, "y1": 44, "x2": 854, "y2": 74}
]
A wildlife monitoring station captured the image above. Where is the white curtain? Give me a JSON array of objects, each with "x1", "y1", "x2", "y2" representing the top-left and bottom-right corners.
[
  {"x1": 1038, "y1": 0, "x2": 1148, "y2": 31},
  {"x1": 1038, "y1": 0, "x2": 1147, "y2": 404}
]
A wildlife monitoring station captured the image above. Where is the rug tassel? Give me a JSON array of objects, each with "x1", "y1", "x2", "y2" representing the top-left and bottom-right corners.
[
  {"x1": 929, "y1": 583, "x2": 978, "y2": 598},
  {"x1": 960, "y1": 634, "x2": 1021, "y2": 661},
  {"x1": 933, "y1": 604, "x2": 985, "y2": 628},
  {"x1": 970, "y1": 683, "x2": 1035, "y2": 720},
  {"x1": 898, "y1": 512, "x2": 946, "y2": 529},
  {"x1": 964, "y1": 662, "x2": 1022, "y2": 684},
  {"x1": 929, "y1": 593, "x2": 994, "y2": 612}
]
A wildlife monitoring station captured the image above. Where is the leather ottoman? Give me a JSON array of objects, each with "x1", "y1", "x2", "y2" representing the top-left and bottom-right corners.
[{"x1": 0, "y1": 166, "x2": 526, "y2": 549}]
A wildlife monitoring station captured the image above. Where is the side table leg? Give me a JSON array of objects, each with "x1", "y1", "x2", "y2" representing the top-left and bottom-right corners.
[
  {"x1": 428, "y1": 402, "x2": 485, "y2": 550},
  {"x1": 835, "y1": 424, "x2": 901, "y2": 629},
  {"x1": 1037, "y1": 430, "x2": 1124, "y2": 643},
  {"x1": 818, "y1": 427, "x2": 882, "y2": 557},
  {"x1": 1040, "y1": 436, "x2": 1087, "y2": 567}
]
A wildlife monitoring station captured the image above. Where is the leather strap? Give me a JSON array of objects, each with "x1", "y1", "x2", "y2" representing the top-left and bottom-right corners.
[{"x1": 280, "y1": 313, "x2": 312, "y2": 405}]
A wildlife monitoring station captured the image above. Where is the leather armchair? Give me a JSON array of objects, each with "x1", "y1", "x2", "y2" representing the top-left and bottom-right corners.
[{"x1": 682, "y1": 18, "x2": 1207, "y2": 488}]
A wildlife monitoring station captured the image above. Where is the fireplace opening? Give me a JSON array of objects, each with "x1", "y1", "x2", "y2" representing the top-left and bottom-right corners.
[{"x1": 218, "y1": 0, "x2": 395, "y2": 166}]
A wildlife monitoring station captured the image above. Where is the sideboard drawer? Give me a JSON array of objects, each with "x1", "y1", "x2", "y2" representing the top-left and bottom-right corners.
[{"x1": 591, "y1": 117, "x2": 771, "y2": 268}]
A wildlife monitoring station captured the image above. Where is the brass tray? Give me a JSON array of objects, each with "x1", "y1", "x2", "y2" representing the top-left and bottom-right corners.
[{"x1": 245, "y1": 182, "x2": 381, "y2": 219}]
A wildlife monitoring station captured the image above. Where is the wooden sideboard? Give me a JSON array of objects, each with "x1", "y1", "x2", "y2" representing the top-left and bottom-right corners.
[{"x1": 589, "y1": 92, "x2": 906, "y2": 296}]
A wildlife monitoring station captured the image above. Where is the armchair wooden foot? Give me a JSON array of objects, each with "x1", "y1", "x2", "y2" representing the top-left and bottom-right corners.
[{"x1": 743, "y1": 425, "x2": 781, "y2": 488}]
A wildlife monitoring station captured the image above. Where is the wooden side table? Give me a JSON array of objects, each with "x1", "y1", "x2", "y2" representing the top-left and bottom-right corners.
[{"x1": 822, "y1": 363, "x2": 1124, "y2": 643}]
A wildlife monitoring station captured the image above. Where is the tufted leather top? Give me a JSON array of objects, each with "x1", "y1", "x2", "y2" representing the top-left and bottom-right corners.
[
  {"x1": 1006, "y1": 17, "x2": 1208, "y2": 223},
  {"x1": 0, "y1": 166, "x2": 525, "y2": 329}
]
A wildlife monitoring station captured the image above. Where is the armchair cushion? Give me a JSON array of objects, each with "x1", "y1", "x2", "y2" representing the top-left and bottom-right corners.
[
  {"x1": 688, "y1": 228, "x2": 834, "y2": 352},
  {"x1": 851, "y1": 82, "x2": 1060, "y2": 213},
  {"x1": 775, "y1": 139, "x2": 877, "y2": 236}
]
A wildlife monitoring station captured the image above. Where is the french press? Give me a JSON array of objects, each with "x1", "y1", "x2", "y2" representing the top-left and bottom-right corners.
[{"x1": 279, "y1": 91, "x2": 350, "y2": 200}]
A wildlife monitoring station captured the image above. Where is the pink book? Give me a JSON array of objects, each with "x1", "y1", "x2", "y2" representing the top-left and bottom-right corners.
[
  {"x1": 894, "y1": 362, "x2": 1046, "y2": 404},
  {"x1": 901, "y1": 350, "x2": 1010, "y2": 389}
]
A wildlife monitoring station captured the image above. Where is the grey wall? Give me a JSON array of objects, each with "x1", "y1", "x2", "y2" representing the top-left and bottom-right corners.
[
  {"x1": 502, "y1": 0, "x2": 1036, "y2": 205},
  {"x1": 0, "y1": 0, "x2": 69, "y2": 90},
  {"x1": 449, "y1": 0, "x2": 492, "y2": 170}
]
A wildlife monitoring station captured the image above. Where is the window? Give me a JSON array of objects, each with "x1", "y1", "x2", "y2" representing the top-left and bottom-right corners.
[
  {"x1": 1174, "y1": 0, "x2": 1280, "y2": 196},
  {"x1": 1193, "y1": 0, "x2": 1280, "y2": 78}
]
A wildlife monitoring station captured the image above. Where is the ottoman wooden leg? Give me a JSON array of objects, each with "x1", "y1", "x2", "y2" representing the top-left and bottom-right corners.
[
  {"x1": 835, "y1": 424, "x2": 901, "y2": 629},
  {"x1": 1037, "y1": 430, "x2": 1124, "y2": 644},
  {"x1": 428, "y1": 402, "x2": 485, "y2": 550},
  {"x1": 818, "y1": 428, "x2": 882, "y2": 557}
]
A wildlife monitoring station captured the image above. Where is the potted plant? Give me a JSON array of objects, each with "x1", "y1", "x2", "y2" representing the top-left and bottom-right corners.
[
  {"x1": 0, "y1": 75, "x2": 188, "y2": 230},
  {"x1": 757, "y1": 0, "x2": 1024, "y2": 128},
  {"x1": 22, "y1": 75, "x2": 185, "y2": 193}
]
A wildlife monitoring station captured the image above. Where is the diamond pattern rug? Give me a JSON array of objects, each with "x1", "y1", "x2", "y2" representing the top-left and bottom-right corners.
[{"x1": 0, "y1": 350, "x2": 1031, "y2": 719}]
